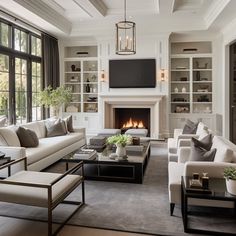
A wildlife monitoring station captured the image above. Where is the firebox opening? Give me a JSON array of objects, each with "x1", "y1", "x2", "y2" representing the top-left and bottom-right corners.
[{"x1": 114, "y1": 108, "x2": 150, "y2": 136}]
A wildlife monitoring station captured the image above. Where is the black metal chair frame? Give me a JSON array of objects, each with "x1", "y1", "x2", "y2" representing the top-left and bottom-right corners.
[{"x1": 0, "y1": 157, "x2": 85, "y2": 236}]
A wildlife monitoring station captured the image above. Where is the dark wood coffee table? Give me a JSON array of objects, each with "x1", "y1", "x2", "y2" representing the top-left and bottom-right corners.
[
  {"x1": 181, "y1": 176, "x2": 236, "y2": 235},
  {"x1": 61, "y1": 141, "x2": 151, "y2": 184}
]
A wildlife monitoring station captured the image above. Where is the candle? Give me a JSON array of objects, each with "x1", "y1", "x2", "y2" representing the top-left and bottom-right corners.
[
  {"x1": 130, "y1": 38, "x2": 132, "y2": 50},
  {"x1": 126, "y1": 36, "x2": 128, "y2": 49},
  {"x1": 119, "y1": 36, "x2": 122, "y2": 50}
]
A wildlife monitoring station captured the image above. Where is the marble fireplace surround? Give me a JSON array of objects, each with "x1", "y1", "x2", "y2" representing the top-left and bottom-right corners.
[{"x1": 100, "y1": 95, "x2": 164, "y2": 138}]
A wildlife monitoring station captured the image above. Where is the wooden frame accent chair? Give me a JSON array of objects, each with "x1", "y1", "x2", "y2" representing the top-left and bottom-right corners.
[{"x1": 0, "y1": 157, "x2": 85, "y2": 236}]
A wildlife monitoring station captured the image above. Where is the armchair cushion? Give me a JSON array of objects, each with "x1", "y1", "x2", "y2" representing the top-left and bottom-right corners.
[{"x1": 0, "y1": 171, "x2": 82, "y2": 207}]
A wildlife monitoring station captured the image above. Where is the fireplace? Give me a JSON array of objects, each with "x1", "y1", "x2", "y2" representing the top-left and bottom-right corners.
[
  {"x1": 114, "y1": 108, "x2": 150, "y2": 136},
  {"x1": 100, "y1": 95, "x2": 164, "y2": 138}
]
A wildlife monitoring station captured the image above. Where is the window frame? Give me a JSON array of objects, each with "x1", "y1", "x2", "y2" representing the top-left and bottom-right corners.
[{"x1": 0, "y1": 17, "x2": 42, "y2": 124}]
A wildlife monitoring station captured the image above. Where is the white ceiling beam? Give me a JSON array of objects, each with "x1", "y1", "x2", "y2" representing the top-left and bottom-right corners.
[
  {"x1": 204, "y1": 0, "x2": 231, "y2": 29},
  {"x1": 13, "y1": 0, "x2": 72, "y2": 34},
  {"x1": 153, "y1": 0, "x2": 160, "y2": 14},
  {"x1": 73, "y1": 0, "x2": 107, "y2": 18}
]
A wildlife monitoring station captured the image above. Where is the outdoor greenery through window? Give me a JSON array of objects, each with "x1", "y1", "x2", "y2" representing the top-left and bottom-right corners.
[
  {"x1": 0, "y1": 18, "x2": 42, "y2": 124},
  {"x1": 0, "y1": 54, "x2": 9, "y2": 117}
]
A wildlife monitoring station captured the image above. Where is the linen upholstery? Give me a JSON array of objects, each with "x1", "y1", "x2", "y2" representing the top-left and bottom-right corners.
[
  {"x1": 45, "y1": 119, "x2": 67, "y2": 137},
  {"x1": 0, "y1": 116, "x2": 7, "y2": 127},
  {"x1": 63, "y1": 115, "x2": 74, "y2": 132},
  {"x1": 0, "y1": 171, "x2": 82, "y2": 207},
  {"x1": 22, "y1": 121, "x2": 46, "y2": 139},
  {"x1": 212, "y1": 136, "x2": 234, "y2": 163},
  {"x1": 182, "y1": 119, "x2": 198, "y2": 134},
  {"x1": 0, "y1": 128, "x2": 21, "y2": 147}
]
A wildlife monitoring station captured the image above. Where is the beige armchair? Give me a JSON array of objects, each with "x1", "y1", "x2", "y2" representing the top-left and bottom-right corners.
[{"x1": 0, "y1": 157, "x2": 85, "y2": 236}]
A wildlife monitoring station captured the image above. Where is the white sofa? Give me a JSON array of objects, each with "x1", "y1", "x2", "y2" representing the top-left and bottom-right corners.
[
  {"x1": 0, "y1": 120, "x2": 86, "y2": 173},
  {"x1": 167, "y1": 122, "x2": 209, "y2": 162},
  {"x1": 168, "y1": 135, "x2": 236, "y2": 215}
]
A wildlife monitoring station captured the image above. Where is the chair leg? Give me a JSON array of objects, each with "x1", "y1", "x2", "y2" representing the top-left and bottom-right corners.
[
  {"x1": 82, "y1": 180, "x2": 85, "y2": 204},
  {"x1": 170, "y1": 203, "x2": 175, "y2": 216},
  {"x1": 48, "y1": 207, "x2": 52, "y2": 236}
]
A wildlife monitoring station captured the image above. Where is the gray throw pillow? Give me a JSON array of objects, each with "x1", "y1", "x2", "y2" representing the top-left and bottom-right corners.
[
  {"x1": 191, "y1": 134, "x2": 213, "y2": 151},
  {"x1": 16, "y1": 126, "x2": 39, "y2": 147},
  {"x1": 182, "y1": 119, "x2": 198, "y2": 134},
  {"x1": 45, "y1": 119, "x2": 67, "y2": 137},
  {"x1": 63, "y1": 115, "x2": 74, "y2": 132},
  {"x1": 190, "y1": 146, "x2": 216, "y2": 162}
]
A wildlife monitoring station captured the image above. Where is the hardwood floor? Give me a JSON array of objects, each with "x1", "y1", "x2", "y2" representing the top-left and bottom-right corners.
[{"x1": 0, "y1": 216, "x2": 149, "y2": 236}]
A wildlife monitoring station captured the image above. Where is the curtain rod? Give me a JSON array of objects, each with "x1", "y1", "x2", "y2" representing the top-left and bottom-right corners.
[{"x1": 0, "y1": 9, "x2": 58, "y2": 41}]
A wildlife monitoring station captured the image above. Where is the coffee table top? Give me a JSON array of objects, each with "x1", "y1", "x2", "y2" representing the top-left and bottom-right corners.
[{"x1": 62, "y1": 141, "x2": 150, "y2": 164}]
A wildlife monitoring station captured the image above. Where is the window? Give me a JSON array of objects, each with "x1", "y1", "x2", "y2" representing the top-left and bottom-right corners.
[
  {"x1": 0, "y1": 18, "x2": 42, "y2": 124},
  {"x1": 0, "y1": 54, "x2": 9, "y2": 118},
  {"x1": 32, "y1": 61, "x2": 42, "y2": 121},
  {"x1": 31, "y1": 35, "x2": 41, "y2": 57},
  {"x1": 14, "y1": 28, "x2": 28, "y2": 53}
]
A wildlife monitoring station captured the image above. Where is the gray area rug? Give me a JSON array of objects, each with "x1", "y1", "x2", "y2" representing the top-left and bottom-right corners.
[{"x1": 0, "y1": 142, "x2": 236, "y2": 236}]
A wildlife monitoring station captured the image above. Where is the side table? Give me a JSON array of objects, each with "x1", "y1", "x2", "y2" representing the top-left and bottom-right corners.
[
  {"x1": 0, "y1": 157, "x2": 13, "y2": 178},
  {"x1": 181, "y1": 176, "x2": 236, "y2": 235}
]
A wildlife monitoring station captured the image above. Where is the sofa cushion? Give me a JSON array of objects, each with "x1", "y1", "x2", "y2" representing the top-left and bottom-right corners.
[
  {"x1": 22, "y1": 121, "x2": 46, "y2": 139},
  {"x1": 212, "y1": 136, "x2": 234, "y2": 163},
  {"x1": 196, "y1": 122, "x2": 208, "y2": 136},
  {"x1": 182, "y1": 119, "x2": 198, "y2": 134},
  {"x1": 16, "y1": 126, "x2": 39, "y2": 148},
  {"x1": 45, "y1": 119, "x2": 67, "y2": 137},
  {"x1": 26, "y1": 132, "x2": 84, "y2": 165},
  {"x1": 0, "y1": 127, "x2": 21, "y2": 147},
  {"x1": 167, "y1": 138, "x2": 177, "y2": 154},
  {"x1": 63, "y1": 115, "x2": 74, "y2": 133},
  {"x1": 190, "y1": 145, "x2": 216, "y2": 162}
]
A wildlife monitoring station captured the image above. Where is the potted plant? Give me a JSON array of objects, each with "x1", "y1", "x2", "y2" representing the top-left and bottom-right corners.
[
  {"x1": 107, "y1": 134, "x2": 132, "y2": 158},
  {"x1": 223, "y1": 166, "x2": 236, "y2": 195},
  {"x1": 38, "y1": 86, "x2": 72, "y2": 117}
]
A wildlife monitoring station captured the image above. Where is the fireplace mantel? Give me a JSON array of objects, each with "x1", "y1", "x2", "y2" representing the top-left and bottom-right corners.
[{"x1": 100, "y1": 95, "x2": 165, "y2": 138}]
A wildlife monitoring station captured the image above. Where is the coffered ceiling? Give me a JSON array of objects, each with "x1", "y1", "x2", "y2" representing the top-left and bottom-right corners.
[{"x1": 0, "y1": 0, "x2": 235, "y2": 38}]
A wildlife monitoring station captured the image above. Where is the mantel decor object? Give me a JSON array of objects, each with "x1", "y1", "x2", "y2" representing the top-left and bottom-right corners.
[{"x1": 116, "y1": 0, "x2": 136, "y2": 55}]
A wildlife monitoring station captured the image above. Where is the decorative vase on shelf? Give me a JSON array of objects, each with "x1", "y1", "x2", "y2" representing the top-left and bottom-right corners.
[
  {"x1": 174, "y1": 87, "x2": 178, "y2": 93},
  {"x1": 86, "y1": 78, "x2": 90, "y2": 93},
  {"x1": 116, "y1": 144, "x2": 127, "y2": 158},
  {"x1": 182, "y1": 87, "x2": 186, "y2": 93}
]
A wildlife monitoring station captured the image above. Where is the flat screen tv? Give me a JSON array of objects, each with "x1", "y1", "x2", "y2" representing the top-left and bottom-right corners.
[{"x1": 109, "y1": 59, "x2": 156, "y2": 88}]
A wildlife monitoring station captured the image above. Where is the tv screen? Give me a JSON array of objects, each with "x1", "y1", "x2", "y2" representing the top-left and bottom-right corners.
[{"x1": 109, "y1": 59, "x2": 156, "y2": 88}]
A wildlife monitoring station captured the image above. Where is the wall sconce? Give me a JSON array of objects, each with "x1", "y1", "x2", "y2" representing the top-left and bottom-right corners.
[
  {"x1": 160, "y1": 69, "x2": 165, "y2": 82},
  {"x1": 101, "y1": 70, "x2": 105, "y2": 82}
]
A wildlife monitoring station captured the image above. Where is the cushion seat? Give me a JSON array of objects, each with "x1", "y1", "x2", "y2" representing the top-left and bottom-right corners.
[
  {"x1": 167, "y1": 138, "x2": 177, "y2": 154},
  {"x1": 97, "y1": 129, "x2": 121, "y2": 137},
  {"x1": 0, "y1": 171, "x2": 82, "y2": 207},
  {"x1": 26, "y1": 132, "x2": 84, "y2": 165},
  {"x1": 125, "y1": 129, "x2": 148, "y2": 137}
]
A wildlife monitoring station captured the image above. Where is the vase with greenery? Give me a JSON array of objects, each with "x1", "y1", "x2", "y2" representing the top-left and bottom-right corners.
[
  {"x1": 107, "y1": 134, "x2": 132, "y2": 158},
  {"x1": 38, "y1": 86, "x2": 72, "y2": 117},
  {"x1": 223, "y1": 166, "x2": 236, "y2": 195}
]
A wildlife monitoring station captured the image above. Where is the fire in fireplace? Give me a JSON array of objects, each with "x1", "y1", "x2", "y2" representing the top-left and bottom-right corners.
[
  {"x1": 122, "y1": 117, "x2": 145, "y2": 129},
  {"x1": 114, "y1": 108, "x2": 150, "y2": 135}
]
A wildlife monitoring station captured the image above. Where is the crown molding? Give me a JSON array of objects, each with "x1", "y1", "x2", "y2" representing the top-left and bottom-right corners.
[
  {"x1": 204, "y1": 0, "x2": 231, "y2": 29},
  {"x1": 13, "y1": 0, "x2": 72, "y2": 34}
]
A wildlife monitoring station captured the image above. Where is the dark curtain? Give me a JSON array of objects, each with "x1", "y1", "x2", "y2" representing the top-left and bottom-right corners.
[{"x1": 42, "y1": 33, "x2": 60, "y2": 89}]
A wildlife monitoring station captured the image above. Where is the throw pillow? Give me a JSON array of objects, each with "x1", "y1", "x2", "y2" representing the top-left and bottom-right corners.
[
  {"x1": 182, "y1": 119, "x2": 198, "y2": 134},
  {"x1": 45, "y1": 118, "x2": 67, "y2": 137},
  {"x1": 63, "y1": 115, "x2": 74, "y2": 132},
  {"x1": 16, "y1": 126, "x2": 39, "y2": 147},
  {"x1": 0, "y1": 127, "x2": 21, "y2": 147},
  {"x1": 190, "y1": 144, "x2": 216, "y2": 162},
  {"x1": 191, "y1": 134, "x2": 213, "y2": 151}
]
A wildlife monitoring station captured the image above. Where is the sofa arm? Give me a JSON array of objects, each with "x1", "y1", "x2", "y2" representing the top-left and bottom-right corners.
[
  {"x1": 0, "y1": 146, "x2": 26, "y2": 160},
  {"x1": 73, "y1": 127, "x2": 86, "y2": 136},
  {"x1": 177, "y1": 139, "x2": 191, "y2": 148},
  {"x1": 178, "y1": 147, "x2": 191, "y2": 163},
  {"x1": 173, "y1": 129, "x2": 183, "y2": 139},
  {"x1": 184, "y1": 161, "x2": 236, "y2": 178}
]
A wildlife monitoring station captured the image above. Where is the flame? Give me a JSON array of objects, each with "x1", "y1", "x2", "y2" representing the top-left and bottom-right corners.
[{"x1": 122, "y1": 117, "x2": 145, "y2": 128}]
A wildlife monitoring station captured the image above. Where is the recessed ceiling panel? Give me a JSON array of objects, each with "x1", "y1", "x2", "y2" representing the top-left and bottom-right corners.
[{"x1": 172, "y1": 0, "x2": 204, "y2": 12}]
